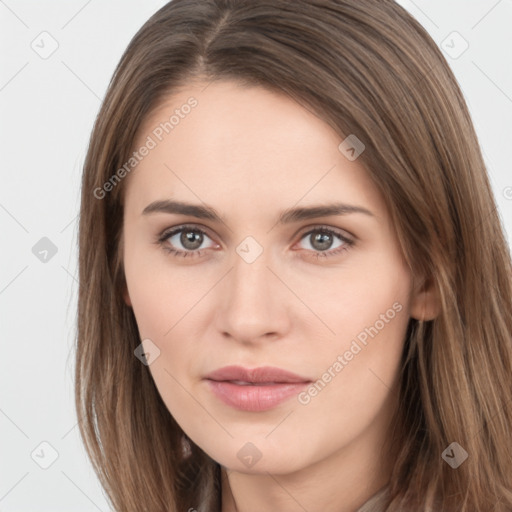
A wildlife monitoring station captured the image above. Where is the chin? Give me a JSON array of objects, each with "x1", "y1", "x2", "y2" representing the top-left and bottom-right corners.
[{"x1": 205, "y1": 441, "x2": 309, "y2": 476}]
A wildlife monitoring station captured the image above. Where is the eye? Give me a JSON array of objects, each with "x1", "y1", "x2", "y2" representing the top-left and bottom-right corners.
[
  {"x1": 156, "y1": 224, "x2": 355, "y2": 260},
  {"x1": 156, "y1": 225, "x2": 218, "y2": 258},
  {"x1": 295, "y1": 227, "x2": 354, "y2": 260}
]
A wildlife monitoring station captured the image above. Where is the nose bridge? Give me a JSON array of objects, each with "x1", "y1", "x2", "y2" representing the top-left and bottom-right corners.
[
  {"x1": 230, "y1": 236, "x2": 273, "y2": 309},
  {"x1": 216, "y1": 235, "x2": 287, "y2": 341}
]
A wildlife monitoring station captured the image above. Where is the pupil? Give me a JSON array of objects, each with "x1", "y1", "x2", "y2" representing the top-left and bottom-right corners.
[
  {"x1": 313, "y1": 232, "x2": 332, "y2": 251},
  {"x1": 181, "y1": 230, "x2": 203, "y2": 250}
]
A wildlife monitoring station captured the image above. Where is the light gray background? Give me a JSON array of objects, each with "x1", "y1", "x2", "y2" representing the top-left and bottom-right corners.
[{"x1": 1, "y1": 1, "x2": 511, "y2": 510}]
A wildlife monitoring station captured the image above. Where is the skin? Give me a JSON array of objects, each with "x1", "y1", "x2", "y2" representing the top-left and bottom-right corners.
[{"x1": 121, "y1": 80, "x2": 439, "y2": 512}]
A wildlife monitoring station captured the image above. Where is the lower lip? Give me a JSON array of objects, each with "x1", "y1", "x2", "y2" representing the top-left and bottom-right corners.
[{"x1": 205, "y1": 379, "x2": 310, "y2": 412}]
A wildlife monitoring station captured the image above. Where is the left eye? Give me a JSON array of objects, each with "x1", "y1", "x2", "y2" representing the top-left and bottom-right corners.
[
  {"x1": 293, "y1": 227, "x2": 355, "y2": 260},
  {"x1": 297, "y1": 228, "x2": 351, "y2": 253}
]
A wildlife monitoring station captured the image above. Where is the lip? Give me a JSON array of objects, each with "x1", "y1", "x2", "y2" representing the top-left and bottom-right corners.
[{"x1": 204, "y1": 365, "x2": 311, "y2": 412}]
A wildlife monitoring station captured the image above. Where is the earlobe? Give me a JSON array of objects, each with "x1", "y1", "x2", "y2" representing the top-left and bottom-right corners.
[{"x1": 410, "y1": 275, "x2": 440, "y2": 321}]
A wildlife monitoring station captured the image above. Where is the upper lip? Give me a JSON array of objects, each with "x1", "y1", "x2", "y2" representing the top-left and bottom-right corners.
[{"x1": 205, "y1": 365, "x2": 311, "y2": 384}]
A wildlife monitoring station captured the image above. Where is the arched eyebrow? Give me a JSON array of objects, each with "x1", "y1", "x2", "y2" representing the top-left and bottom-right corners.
[{"x1": 141, "y1": 199, "x2": 374, "y2": 224}]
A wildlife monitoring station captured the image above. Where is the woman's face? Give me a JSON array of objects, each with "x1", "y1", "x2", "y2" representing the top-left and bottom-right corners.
[{"x1": 121, "y1": 80, "x2": 422, "y2": 477}]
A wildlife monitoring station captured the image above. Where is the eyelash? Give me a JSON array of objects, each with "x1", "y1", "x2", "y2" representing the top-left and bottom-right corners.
[{"x1": 156, "y1": 224, "x2": 355, "y2": 261}]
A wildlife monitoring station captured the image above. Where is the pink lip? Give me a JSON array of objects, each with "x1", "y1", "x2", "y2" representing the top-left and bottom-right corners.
[{"x1": 204, "y1": 365, "x2": 311, "y2": 412}]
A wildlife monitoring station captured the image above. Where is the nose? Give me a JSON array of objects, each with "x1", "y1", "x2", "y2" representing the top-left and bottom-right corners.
[{"x1": 214, "y1": 243, "x2": 291, "y2": 345}]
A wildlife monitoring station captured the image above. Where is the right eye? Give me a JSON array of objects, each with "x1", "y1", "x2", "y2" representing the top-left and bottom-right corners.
[{"x1": 157, "y1": 225, "x2": 218, "y2": 258}]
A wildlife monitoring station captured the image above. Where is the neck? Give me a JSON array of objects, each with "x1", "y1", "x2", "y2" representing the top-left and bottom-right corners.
[{"x1": 220, "y1": 398, "x2": 397, "y2": 512}]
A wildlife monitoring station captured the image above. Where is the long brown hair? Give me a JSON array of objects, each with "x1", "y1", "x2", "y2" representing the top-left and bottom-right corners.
[{"x1": 75, "y1": 1, "x2": 512, "y2": 510}]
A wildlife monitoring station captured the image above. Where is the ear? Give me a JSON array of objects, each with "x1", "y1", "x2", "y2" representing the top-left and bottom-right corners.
[{"x1": 410, "y1": 274, "x2": 440, "y2": 321}]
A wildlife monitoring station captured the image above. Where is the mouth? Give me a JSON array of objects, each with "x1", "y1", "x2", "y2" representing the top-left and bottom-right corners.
[
  {"x1": 204, "y1": 365, "x2": 312, "y2": 412},
  {"x1": 223, "y1": 380, "x2": 290, "y2": 386}
]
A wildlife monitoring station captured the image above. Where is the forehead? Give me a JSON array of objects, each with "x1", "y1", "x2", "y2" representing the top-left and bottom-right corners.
[{"x1": 124, "y1": 80, "x2": 385, "y2": 220}]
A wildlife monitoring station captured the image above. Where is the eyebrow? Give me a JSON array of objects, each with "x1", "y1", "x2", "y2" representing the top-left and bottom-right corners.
[{"x1": 141, "y1": 199, "x2": 374, "y2": 224}]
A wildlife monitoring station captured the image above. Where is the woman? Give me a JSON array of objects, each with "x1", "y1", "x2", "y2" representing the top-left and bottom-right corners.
[{"x1": 75, "y1": 0, "x2": 512, "y2": 510}]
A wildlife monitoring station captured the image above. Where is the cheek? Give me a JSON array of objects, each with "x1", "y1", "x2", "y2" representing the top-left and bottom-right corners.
[
  {"x1": 124, "y1": 237, "x2": 193, "y2": 339},
  {"x1": 125, "y1": 261, "x2": 205, "y2": 430},
  {"x1": 292, "y1": 307, "x2": 409, "y2": 465},
  {"x1": 308, "y1": 248, "x2": 411, "y2": 344},
  {"x1": 125, "y1": 271, "x2": 169, "y2": 339},
  {"x1": 299, "y1": 252, "x2": 411, "y2": 410},
  {"x1": 123, "y1": 247, "x2": 205, "y2": 379}
]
